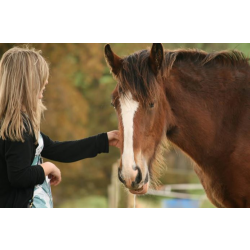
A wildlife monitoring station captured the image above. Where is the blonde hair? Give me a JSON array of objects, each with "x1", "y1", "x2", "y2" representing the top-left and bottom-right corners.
[{"x1": 0, "y1": 46, "x2": 49, "y2": 142}]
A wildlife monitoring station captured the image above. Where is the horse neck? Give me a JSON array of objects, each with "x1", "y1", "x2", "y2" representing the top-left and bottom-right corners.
[{"x1": 163, "y1": 62, "x2": 250, "y2": 167}]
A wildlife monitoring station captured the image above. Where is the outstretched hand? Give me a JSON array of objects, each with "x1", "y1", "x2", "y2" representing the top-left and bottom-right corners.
[{"x1": 107, "y1": 130, "x2": 121, "y2": 149}]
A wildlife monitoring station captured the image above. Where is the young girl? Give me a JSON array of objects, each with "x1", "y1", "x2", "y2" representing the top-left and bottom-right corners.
[{"x1": 0, "y1": 46, "x2": 120, "y2": 208}]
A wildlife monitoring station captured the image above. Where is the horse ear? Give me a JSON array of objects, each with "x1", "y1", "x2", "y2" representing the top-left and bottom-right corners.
[
  {"x1": 149, "y1": 43, "x2": 164, "y2": 75},
  {"x1": 104, "y1": 44, "x2": 122, "y2": 75}
]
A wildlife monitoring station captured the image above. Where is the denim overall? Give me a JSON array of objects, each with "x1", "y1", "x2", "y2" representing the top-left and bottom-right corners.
[{"x1": 30, "y1": 133, "x2": 53, "y2": 208}]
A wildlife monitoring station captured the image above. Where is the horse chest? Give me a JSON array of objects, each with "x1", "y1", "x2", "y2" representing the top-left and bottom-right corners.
[
  {"x1": 194, "y1": 164, "x2": 250, "y2": 208},
  {"x1": 194, "y1": 165, "x2": 231, "y2": 207}
]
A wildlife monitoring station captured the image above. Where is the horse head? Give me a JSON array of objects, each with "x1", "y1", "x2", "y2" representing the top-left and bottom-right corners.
[{"x1": 105, "y1": 43, "x2": 171, "y2": 195}]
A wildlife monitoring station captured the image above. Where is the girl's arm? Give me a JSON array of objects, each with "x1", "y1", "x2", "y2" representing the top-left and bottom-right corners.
[
  {"x1": 5, "y1": 132, "x2": 45, "y2": 188},
  {"x1": 41, "y1": 132, "x2": 109, "y2": 163}
]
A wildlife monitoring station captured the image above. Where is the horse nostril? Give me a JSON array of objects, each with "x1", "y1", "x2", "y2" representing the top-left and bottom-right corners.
[
  {"x1": 135, "y1": 166, "x2": 142, "y2": 184},
  {"x1": 131, "y1": 166, "x2": 142, "y2": 188},
  {"x1": 118, "y1": 168, "x2": 126, "y2": 184}
]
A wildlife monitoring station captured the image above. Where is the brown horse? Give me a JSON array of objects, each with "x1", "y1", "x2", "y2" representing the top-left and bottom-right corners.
[{"x1": 104, "y1": 43, "x2": 250, "y2": 208}]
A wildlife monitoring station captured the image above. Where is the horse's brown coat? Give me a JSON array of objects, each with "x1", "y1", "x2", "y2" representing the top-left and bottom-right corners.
[{"x1": 105, "y1": 44, "x2": 250, "y2": 207}]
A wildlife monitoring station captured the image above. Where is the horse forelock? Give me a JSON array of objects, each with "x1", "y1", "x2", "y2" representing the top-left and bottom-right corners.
[{"x1": 117, "y1": 49, "x2": 161, "y2": 106}]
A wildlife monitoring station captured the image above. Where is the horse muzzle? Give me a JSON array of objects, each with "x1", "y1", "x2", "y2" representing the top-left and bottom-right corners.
[
  {"x1": 129, "y1": 182, "x2": 149, "y2": 195},
  {"x1": 118, "y1": 167, "x2": 149, "y2": 195}
]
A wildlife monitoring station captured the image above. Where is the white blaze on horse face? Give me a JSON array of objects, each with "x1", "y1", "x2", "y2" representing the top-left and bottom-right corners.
[{"x1": 120, "y1": 91, "x2": 139, "y2": 179}]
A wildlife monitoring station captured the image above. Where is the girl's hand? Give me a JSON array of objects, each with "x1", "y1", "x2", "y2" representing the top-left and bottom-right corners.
[
  {"x1": 41, "y1": 162, "x2": 62, "y2": 186},
  {"x1": 48, "y1": 166, "x2": 61, "y2": 186},
  {"x1": 107, "y1": 130, "x2": 121, "y2": 149}
]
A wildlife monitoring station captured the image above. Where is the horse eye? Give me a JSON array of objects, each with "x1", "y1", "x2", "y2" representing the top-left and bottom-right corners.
[
  {"x1": 149, "y1": 103, "x2": 154, "y2": 108},
  {"x1": 111, "y1": 102, "x2": 116, "y2": 109}
]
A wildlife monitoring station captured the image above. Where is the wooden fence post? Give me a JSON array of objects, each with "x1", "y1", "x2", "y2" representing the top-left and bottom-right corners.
[
  {"x1": 108, "y1": 160, "x2": 120, "y2": 208},
  {"x1": 108, "y1": 160, "x2": 136, "y2": 208}
]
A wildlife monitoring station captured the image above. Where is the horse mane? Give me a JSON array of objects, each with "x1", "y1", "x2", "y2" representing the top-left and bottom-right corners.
[{"x1": 164, "y1": 49, "x2": 250, "y2": 75}]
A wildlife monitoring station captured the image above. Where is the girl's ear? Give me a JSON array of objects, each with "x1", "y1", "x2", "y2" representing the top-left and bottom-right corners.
[
  {"x1": 149, "y1": 43, "x2": 164, "y2": 75},
  {"x1": 104, "y1": 44, "x2": 122, "y2": 75}
]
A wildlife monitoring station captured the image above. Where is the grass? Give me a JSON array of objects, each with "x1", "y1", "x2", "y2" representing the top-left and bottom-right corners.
[{"x1": 58, "y1": 195, "x2": 108, "y2": 208}]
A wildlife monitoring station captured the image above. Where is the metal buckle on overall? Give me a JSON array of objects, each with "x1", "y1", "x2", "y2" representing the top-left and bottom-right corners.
[{"x1": 28, "y1": 198, "x2": 34, "y2": 208}]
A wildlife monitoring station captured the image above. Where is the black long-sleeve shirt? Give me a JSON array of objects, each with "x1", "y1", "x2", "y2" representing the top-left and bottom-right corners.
[{"x1": 0, "y1": 132, "x2": 109, "y2": 208}]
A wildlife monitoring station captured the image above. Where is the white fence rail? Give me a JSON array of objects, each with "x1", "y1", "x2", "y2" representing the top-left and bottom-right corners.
[{"x1": 147, "y1": 183, "x2": 207, "y2": 200}]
